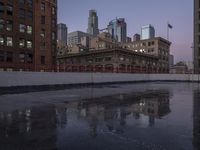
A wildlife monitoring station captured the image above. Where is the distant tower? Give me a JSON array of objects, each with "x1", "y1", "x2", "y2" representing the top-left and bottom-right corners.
[
  {"x1": 57, "y1": 23, "x2": 68, "y2": 47},
  {"x1": 141, "y1": 24, "x2": 155, "y2": 40},
  {"x1": 87, "y1": 9, "x2": 99, "y2": 37},
  {"x1": 108, "y1": 18, "x2": 127, "y2": 43},
  {"x1": 133, "y1": 34, "x2": 141, "y2": 41}
]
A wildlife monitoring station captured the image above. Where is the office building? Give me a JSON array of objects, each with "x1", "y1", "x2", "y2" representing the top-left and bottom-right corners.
[
  {"x1": 169, "y1": 54, "x2": 174, "y2": 67},
  {"x1": 0, "y1": 0, "x2": 57, "y2": 71},
  {"x1": 87, "y1": 9, "x2": 99, "y2": 37},
  {"x1": 57, "y1": 23, "x2": 67, "y2": 47},
  {"x1": 141, "y1": 24, "x2": 155, "y2": 40},
  {"x1": 133, "y1": 34, "x2": 141, "y2": 41},
  {"x1": 194, "y1": 0, "x2": 200, "y2": 73},
  {"x1": 108, "y1": 18, "x2": 127, "y2": 43},
  {"x1": 68, "y1": 31, "x2": 91, "y2": 45}
]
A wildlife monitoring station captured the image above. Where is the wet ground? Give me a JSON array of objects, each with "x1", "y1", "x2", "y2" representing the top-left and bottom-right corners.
[{"x1": 0, "y1": 82, "x2": 200, "y2": 150}]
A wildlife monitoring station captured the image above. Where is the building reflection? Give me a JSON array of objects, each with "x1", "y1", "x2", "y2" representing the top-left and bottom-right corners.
[
  {"x1": 0, "y1": 90, "x2": 171, "y2": 149},
  {"x1": 56, "y1": 90, "x2": 171, "y2": 138},
  {"x1": 0, "y1": 105, "x2": 57, "y2": 150},
  {"x1": 193, "y1": 90, "x2": 200, "y2": 150}
]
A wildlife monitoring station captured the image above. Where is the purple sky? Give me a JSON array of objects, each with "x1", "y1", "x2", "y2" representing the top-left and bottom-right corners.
[{"x1": 58, "y1": 0, "x2": 193, "y2": 63}]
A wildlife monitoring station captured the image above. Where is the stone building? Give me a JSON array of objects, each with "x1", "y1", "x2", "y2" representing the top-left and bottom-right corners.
[
  {"x1": 57, "y1": 32, "x2": 171, "y2": 73},
  {"x1": 121, "y1": 37, "x2": 171, "y2": 73},
  {"x1": 90, "y1": 32, "x2": 118, "y2": 50},
  {"x1": 57, "y1": 48, "x2": 160, "y2": 73},
  {"x1": 170, "y1": 61, "x2": 188, "y2": 74}
]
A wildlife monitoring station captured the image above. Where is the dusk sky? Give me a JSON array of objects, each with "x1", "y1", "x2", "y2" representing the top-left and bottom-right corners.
[{"x1": 58, "y1": 0, "x2": 193, "y2": 63}]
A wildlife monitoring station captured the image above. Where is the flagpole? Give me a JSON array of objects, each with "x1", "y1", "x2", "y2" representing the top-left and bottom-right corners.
[{"x1": 167, "y1": 22, "x2": 169, "y2": 40}]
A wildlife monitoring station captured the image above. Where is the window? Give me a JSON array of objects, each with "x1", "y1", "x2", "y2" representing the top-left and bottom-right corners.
[
  {"x1": 52, "y1": 7, "x2": 56, "y2": 15},
  {"x1": 95, "y1": 58, "x2": 103, "y2": 62},
  {"x1": 19, "y1": 0, "x2": 25, "y2": 5},
  {"x1": 7, "y1": 5, "x2": 13, "y2": 16},
  {"x1": 0, "y1": 35, "x2": 4, "y2": 45},
  {"x1": 52, "y1": 32, "x2": 56, "y2": 40},
  {"x1": 27, "y1": 25, "x2": 32, "y2": 34},
  {"x1": 40, "y1": 42, "x2": 45, "y2": 50},
  {"x1": 199, "y1": 47, "x2": 200, "y2": 56},
  {"x1": 198, "y1": 60, "x2": 200, "y2": 67},
  {"x1": 27, "y1": 40, "x2": 32, "y2": 48},
  {"x1": 19, "y1": 9, "x2": 25, "y2": 19},
  {"x1": 6, "y1": 20, "x2": 13, "y2": 31},
  {"x1": 41, "y1": 2, "x2": 45, "y2": 12},
  {"x1": 19, "y1": 53, "x2": 25, "y2": 63},
  {"x1": 52, "y1": 19, "x2": 56, "y2": 28},
  {"x1": 40, "y1": 29, "x2": 45, "y2": 38},
  {"x1": 41, "y1": 16, "x2": 45, "y2": 24},
  {"x1": 105, "y1": 57, "x2": 111, "y2": 61},
  {"x1": 199, "y1": 35, "x2": 200, "y2": 44},
  {"x1": 199, "y1": 11, "x2": 200, "y2": 20},
  {"x1": 41, "y1": 56, "x2": 45, "y2": 64},
  {"x1": 27, "y1": 0, "x2": 33, "y2": 7},
  {"x1": 27, "y1": 11, "x2": 33, "y2": 20},
  {"x1": 19, "y1": 38, "x2": 25, "y2": 48},
  {"x1": 199, "y1": 24, "x2": 200, "y2": 32},
  {"x1": 0, "y1": 2, "x2": 4, "y2": 14},
  {"x1": 0, "y1": 51, "x2": 4, "y2": 62},
  {"x1": 19, "y1": 24, "x2": 26, "y2": 32},
  {"x1": 6, "y1": 52, "x2": 13, "y2": 62},
  {"x1": 27, "y1": 53, "x2": 33, "y2": 63},
  {"x1": 0, "y1": 19, "x2": 4, "y2": 30},
  {"x1": 6, "y1": 37, "x2": 13, "y2": 47},
  {"x1": 7, "y1": 0, "x2": 13, "y2": 4}
]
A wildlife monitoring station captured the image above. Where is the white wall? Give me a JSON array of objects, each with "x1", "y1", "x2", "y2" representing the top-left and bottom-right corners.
[{"x1": 0, "y1": 72, "x2": 199, "y2": 87}]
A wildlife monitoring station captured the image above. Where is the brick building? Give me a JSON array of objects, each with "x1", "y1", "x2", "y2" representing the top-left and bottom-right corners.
[{"x1": 0, "y1": 0, "x2": 57, "y2": 71}]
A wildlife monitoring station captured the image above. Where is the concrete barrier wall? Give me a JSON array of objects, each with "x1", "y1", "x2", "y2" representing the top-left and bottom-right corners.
[{"x1": 0, "y1": 72, "x2": 199, "y2": 87}]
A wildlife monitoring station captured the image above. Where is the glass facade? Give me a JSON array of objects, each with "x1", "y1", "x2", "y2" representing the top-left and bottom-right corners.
[
  {"x1": 141, "y1": 24, "x2": 155, "y2": 40},
  {"x1": 108, "y1": 18, "x2": 127, "y2": 43}
]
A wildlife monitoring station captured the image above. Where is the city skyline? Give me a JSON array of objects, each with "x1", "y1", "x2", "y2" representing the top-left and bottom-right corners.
[{"x1": 58, "y1": 0, "x2": 193, "y2": 63}]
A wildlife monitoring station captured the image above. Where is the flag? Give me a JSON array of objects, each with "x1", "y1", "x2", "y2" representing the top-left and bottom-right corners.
[{"x1": 168, "y1": 24, "x2": 173, "y2": 29}]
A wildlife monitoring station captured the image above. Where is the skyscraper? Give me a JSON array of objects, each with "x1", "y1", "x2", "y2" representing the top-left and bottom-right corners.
[
  {"x1": 87, "y1": 9, "x2": 99, "y2": 37},
  {"x1": 0, "y1": 0, "x2": 57, "y2": 71},
  {"x1": 141, "y1": 24, "x2": 155, "y2": 40},
  {"x1": 68, "y1": 31, "x2": 91, "y2": 45},
  {"x1": 57, "y1": 23, "x2": 68, "y2": 47},
  {"x1": 194, "y1": 0, "x2": 200, "y2": 73},
  {"x1": 108, "y1": 18, "x2": 127, "y2": 43}
]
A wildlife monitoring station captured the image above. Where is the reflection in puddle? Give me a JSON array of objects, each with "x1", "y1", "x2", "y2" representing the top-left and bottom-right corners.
[{"x1": 0, "y1": 86, "x2": 198, "y2": 150}]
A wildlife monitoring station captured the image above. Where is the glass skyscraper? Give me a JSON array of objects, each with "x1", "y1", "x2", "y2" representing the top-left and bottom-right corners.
[
  {"x1": 141, "y1": 24, "x2": 155, "y2": 40},
  {"x1": 87, "y1": 10, "x2": 99, "y2": 37},
  {"x1": 107, "y1": 18, "x2": 127, "y2": 43},
  {"x1": 57, "y1": 23, "x2": 68, "y2": 46}
]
